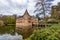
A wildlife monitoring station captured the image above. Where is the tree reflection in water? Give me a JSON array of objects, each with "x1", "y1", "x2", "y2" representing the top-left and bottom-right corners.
[{"x1": 0, "y1": 26, "x2": 15, "y2": 35}]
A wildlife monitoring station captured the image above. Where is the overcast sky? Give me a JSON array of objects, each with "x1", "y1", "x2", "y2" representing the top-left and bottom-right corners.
[{"x1": 0, "y1": 0, "x2": 60, "y2": 16}]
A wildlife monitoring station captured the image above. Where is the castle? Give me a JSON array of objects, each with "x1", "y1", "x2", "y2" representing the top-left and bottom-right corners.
[{"x1": 16, "y1": 10, "x2": 38, "y2": 29}]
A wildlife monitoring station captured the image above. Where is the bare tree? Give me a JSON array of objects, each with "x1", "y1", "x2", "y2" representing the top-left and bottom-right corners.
[
  {"x1": 34, "y1": 0, "x2": 54, "y2": 27},
  {"x1": 34, "y1": 0, "x2": 53, "y2": 20}
]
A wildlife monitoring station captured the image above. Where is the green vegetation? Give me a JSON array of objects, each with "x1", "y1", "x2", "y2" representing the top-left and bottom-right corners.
[{"x1": 25, "y1": 24, "x2": 60, "y2": 40}]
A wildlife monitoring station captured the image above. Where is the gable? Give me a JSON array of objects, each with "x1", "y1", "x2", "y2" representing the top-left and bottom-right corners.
[{"x1": 23, "y1": 10, "x2": 31, "y2": 19}]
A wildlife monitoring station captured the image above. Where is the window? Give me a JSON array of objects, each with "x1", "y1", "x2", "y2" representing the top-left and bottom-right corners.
[{"x1": 28, "y1": 21, "x2": 31, "y2": 23}]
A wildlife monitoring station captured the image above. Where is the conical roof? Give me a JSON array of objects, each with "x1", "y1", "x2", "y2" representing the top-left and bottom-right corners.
[
  {"x1": 23, "y1": 9, "x2": 31, "y2": 18},
  {"x1": 23, "y1": 9, "x2": 30, "y2": 16}
]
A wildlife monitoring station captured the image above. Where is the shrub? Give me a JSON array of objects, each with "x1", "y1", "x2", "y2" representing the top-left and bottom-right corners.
[
  {"x1": 25, "y1": 24, "x2": 60, "y2": 40},
  {"x1": 47, "y1": 19, "x2": 59, "y2": 24},
  {"x1": 0, "y1": 20, "x2": 4, "y2": 27}
]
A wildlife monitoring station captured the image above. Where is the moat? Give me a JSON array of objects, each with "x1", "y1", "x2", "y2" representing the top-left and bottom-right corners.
[{"x1": 0, "y1": 33, "x2": 23, "y2": 40}]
